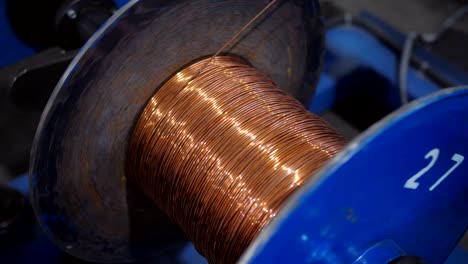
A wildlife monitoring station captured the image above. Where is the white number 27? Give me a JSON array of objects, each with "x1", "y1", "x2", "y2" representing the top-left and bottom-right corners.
[{"x1": 404, "y1": 148, "x2": 464, "y2": 191}]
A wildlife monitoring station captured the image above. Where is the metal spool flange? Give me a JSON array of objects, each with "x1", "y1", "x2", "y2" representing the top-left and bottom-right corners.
[{"x1": 30, "y1": 0, "x2": 324, "y2": 262}]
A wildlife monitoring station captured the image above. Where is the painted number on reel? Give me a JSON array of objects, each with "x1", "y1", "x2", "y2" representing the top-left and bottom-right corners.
[{"x1": 404, "y1": 148, "x2": 464, "y2": 191}]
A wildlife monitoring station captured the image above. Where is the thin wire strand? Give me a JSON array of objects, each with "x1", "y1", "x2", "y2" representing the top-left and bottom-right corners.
[
  {"x1": 127, "y1": 56, "x2": 346, "y2": 263},
  {"x1": 212, "y1": 0, "x2": 278, "y2": 58},
  {"x1": 186, "y1": 0, "x2": 278, "y2": 90}
]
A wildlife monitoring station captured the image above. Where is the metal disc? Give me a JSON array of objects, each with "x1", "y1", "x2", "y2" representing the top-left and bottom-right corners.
[
  {"x1": 241, "y1": 87, "x2": 468, "y2": 263},
  {"x1": 30, "y1": 0, "x2": 324, "y2": 262}
]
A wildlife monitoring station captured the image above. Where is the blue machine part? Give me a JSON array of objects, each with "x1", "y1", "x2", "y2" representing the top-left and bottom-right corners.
[
  {"x1": 309, "y1": 12, "x2": 468, "y2": 115},
  {"x1": 242, "y1": 87, "x2": 468, "y2": 263},
  {"x1": 0, "y1": 0, "x2": 34, "y2": 67},
  {"x1": 310, "y1": 26, "x2": 440, "y2": 114},
  {"x1": 358, "y1": 12, "x2": 468, "y2": 87}
]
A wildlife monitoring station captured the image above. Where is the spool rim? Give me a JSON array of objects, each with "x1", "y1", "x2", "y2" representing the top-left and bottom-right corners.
[
  {"x1": 29, "y1": 0, "x2": 324, "y2": 262},
  {"x1": 240, "y1": 87, "x2": 468, "y2": 263}
]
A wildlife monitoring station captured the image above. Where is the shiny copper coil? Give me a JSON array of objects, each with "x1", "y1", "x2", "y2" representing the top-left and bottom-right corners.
[{"x1": 127, "y1": 56, "x2": 346, "y2": 263}]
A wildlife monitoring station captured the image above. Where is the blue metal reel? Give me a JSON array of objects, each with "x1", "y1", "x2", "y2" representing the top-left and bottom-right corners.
[{"x1": 242, "y1": 87, "x2": 468, "y2": 263}]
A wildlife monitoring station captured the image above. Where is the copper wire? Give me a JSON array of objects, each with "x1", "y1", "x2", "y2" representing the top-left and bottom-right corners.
[
  {"x1": 212, "y1": 0, "x2": 277, "y2": 58},
  {"x1": 127, "y1": 56, "x2": 346, "y2": 263}
]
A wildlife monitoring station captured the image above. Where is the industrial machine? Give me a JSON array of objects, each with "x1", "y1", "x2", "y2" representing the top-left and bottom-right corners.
[{"x1": 0, "y1": 0, "x2": 467, "y2": 263}]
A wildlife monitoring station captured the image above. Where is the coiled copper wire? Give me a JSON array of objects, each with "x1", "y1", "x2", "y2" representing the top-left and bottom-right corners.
[{"x1": 127, "y1": 56, "x2": 346, "y2": 263}]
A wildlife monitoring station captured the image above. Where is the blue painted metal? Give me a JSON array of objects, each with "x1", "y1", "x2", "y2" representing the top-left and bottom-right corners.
[
  {"x1": 310, "y1": 26, "x2": 441, "y2": 114},
  {"x1": 242, "y1": 87, "x2": 468, "y2": 264},
  {"x1": 308, "y1": 72, "x2": 336, "y2": 114},
  {"x1": 310, "y1": 12, "x2": 468, "y2": 115},
  {"x1": 0, "y1": 0, "x2": 34, "y2": 67},
  {"x1": 359, "y1": 12, "x2": 468, "y2": 87}
]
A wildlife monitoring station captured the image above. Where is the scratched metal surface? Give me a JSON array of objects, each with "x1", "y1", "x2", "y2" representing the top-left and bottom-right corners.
[{"x1": 29, "y1": 0, "x2": 324, "y2": 262}]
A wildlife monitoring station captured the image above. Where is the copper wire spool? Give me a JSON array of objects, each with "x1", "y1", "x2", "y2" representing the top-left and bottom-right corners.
[{"x1": 127, "y1": 56, "x2": 346, "y2": 263}]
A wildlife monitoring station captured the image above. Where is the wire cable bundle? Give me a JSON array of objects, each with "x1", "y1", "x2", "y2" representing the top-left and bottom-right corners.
[{"x1": 127, "y1": 56, "x2": 345, "y2": 263}]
